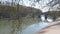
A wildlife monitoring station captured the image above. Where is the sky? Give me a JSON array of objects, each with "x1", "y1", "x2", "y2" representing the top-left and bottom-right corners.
[
  {"x1": 22, "y1": 0, "x2": 52, "y2": 12},
  {"x1": 0, "y1": 0, "x2": 52, "y2": 12}
]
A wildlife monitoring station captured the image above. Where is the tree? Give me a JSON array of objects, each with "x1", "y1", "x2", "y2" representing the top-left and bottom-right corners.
[{"x1": 47, "y1": 0, "x2": 60, "y2": 7}]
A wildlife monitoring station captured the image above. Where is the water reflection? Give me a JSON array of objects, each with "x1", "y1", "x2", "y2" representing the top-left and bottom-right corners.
[
  {"x1": 18, "y1": 18, "x2": 53, "y2": 34},
  {"x1": 0, "y1": 15, "x2": 53, "y2": 34},
  {"x1": 17, "y1": 15, "x2": 53, "y2": 34},
  {"x1": 21, "y1": 22, "x2": 50, "y2": 34}
]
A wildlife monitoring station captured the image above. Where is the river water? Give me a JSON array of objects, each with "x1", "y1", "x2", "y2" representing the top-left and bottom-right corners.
[
  {"x1": 0, "y1": 15, "x2": 53, "y2": 34},
  {"x1": 18, "y1": 16, "x2": 53, "y2": 34},
  {"x1": 20, "y1": 22, "x2": 49, "y2": 34}
]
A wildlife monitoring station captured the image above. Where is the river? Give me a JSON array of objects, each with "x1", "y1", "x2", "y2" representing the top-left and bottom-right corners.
[
  {"x1": 18, "y1": 16, "x2": 53, "y2": 34},
  {"x1": 0, "y1": 15, "x2": 53, "y2": 34}
]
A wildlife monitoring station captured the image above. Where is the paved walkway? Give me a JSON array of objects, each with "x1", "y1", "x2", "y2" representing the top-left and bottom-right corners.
[{"x1": 36, "y1": 18, "x2": 60, "y2": 34}]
